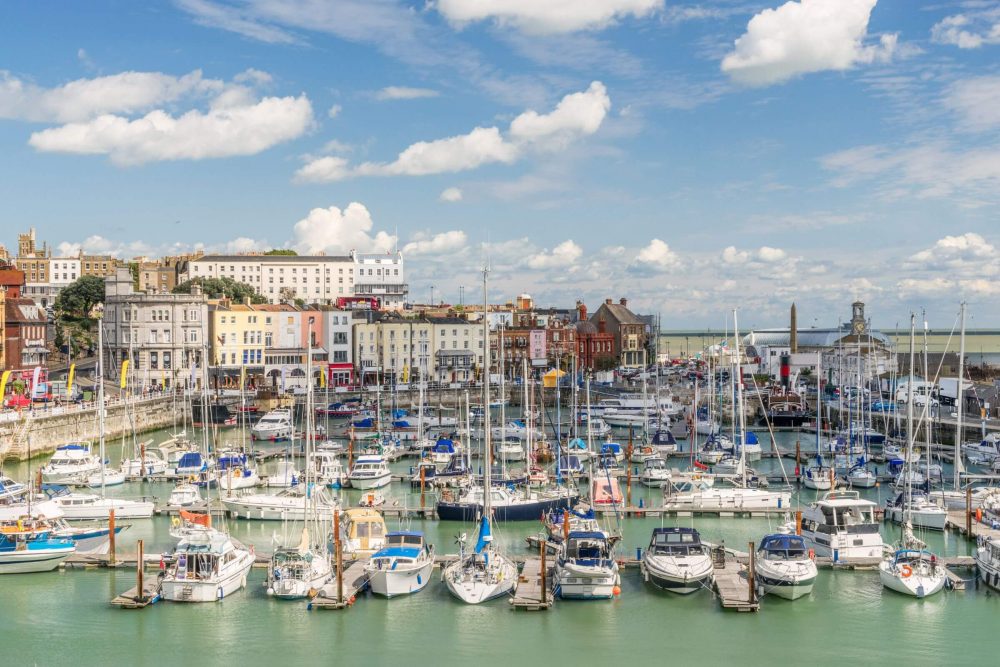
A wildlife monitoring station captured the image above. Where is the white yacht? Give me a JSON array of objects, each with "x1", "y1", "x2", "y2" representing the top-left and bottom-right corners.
[
  {"x1": 802, "y1": 464, "x2": 834, "y2": 491},
  {"x1": 641, "y1": 527, "x2": 714, "y2": 594},
  {"x1": 799, "y1": 490, "x2": 884, "y2": 563},
  {"x1": 264, "y1": 460, "x2": 301, "y2": 488},
  {"x1": 161, "y1": 524, "x2": 255, "y2": 602},
  {"x1": 167, "y1": 482, "x2": 203, "y2": 509},
  {"x1": 348, "y1": 455, "x2": 392, "y2": 490},
  {"x1": 40, "y1": 443, "x2": 101, "y2": 485},
  {"x1": 755, "y1": 534, "x2": 817, "y2": 600},
  {"x1": 880, "y1": 548, "x2": 947, "y2": 598},
  {"x1": 496, "y1": 439, "x2": 525, "y2": 462},
  {"x1": 221, "y1": 485, "x2": 338, "y2": 521},
  {"x1": 639, "y1": 456, "x2": 671, "y2": 488},
  {"x1": 309, "y1": 453, "x2": 346, "y2": 489},
  {"x1": 884, "y1": 492, "x2": 947, "y2": 531},
  {"x1": 266, "y1": 527, "x2": 332, "y2": 599},
  {"x1": 963, "y1": 434, "x2": 1000, "y2": 463},
  {"x1": 662, "y1": 481, "x2": 791, "y2": 511},
  {"x1": 365, "y1": 531, "x2": 435, "y2": 598},
  {"x1": 251, "y1": 408, "x2": 294, "y2": 441},
  {"x1": 120, "y1": 451, "x2": 168, "y2": 477},
  {"x1": 49, "y1": 489, "x2": 155, "y2": 520},
  {"x1": 555, "y1": 531, "x2": 620, "y2": 600},
  {"x1": 975, "y1": 535, "x2": 1000, "y2": 591}
]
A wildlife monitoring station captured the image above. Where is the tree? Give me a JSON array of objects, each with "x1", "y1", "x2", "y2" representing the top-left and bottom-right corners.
[
  {"x1": 264, "y1": 249, "x2": 297, "y2": 256},
  {"x1": 54, "y1": 275, "x2": 105, "y2": 319},
  {"x1": 173, "y1": 277, "x2": 268, "y2": 303},
  {"x1": 594, "y1": 355, "x2": 618, "y2": 372}
]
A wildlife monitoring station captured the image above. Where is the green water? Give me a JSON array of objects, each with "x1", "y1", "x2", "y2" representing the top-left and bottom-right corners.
[{"x1": 2, "y1": 427, "x2": 995, "y2": 666}]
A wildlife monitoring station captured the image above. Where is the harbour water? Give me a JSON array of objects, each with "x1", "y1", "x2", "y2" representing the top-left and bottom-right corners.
[{"x1": 2, "y1": 425, "x2": 996, "y2": 666}]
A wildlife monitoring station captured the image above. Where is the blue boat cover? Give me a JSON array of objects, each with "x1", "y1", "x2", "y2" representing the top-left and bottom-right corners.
[
  {"x1": 568, "y1": 531, "x2": 606, "y2": 541},
  {"x1": 177, "y1": 452, "x2": 204, "y2": 468},
  {"x1": 353, "y1": 418, "x2": 375, "y2": 428},
  {"x1": 372, "y1": 547, "x2": 422, "y2": 559},
  {"x1": 759, "y1": 534, "x2": 807, "y2": 552},
  {"x1": 474, "y1": 516, "x2": 491, "y2": 554}
]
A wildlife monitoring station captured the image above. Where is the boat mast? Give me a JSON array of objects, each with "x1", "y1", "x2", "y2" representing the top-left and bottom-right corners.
[
  {"x1": 482, "y1": 267, "x2": 492, "y2": 520},
  {"x1": 98, "y1": 305, "x2": 106, "y2": 495},
  {"x1": 922, "y1": 311, "x2": 932, "y2": 490},
  {"x1": 955, "y1": 302, "x2": 966, "y2": 490},
  {"x1": 816, "y1": 352, "x2": 822, "y2": 466},
  {"x1": 905, "y1": 313, "x2": 915, "y2": 540},
  {"x1": 733, "y1": 310, "x2": 747, "y2": 487}
]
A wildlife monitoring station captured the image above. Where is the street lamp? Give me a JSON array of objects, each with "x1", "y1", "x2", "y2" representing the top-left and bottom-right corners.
[{"x1": 430, "y1": 285, "x2": 435, "y2": 306}]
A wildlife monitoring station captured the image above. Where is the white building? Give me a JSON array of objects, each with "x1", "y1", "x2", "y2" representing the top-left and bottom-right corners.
[
  {"x1": 103, "y1": 268, "x2": 209, "y2": 389},
  {"x1": 352, "y1": 313, "x2": 483, "y2": 383},
  {"x1": 187, "y1": 254, "x2": 356, "y2": 305},
  {"x1": 354, "y1": 252, "x2": 406, "y2": 310},
  {"x1": 49, "y1": 258, "x2": 81, "y2": 285}
]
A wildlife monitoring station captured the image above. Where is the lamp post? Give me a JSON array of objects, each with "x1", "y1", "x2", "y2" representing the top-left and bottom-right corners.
[{"x1": 430, "y1": 285, "x2": 435, "y2": 306}]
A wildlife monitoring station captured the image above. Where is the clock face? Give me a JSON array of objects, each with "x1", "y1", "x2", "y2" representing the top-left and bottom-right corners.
[{"x1": 853, "y1": 320, "x2": 865, "y2": 335}]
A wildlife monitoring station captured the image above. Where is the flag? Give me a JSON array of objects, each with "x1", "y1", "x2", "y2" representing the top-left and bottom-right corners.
[
  {"x1": 119, "y1": 360, "x2": 130, "y2": 389},
  {"x1": 0, "y1": 371, "x2": 10, "y2": 400},
  {"x1": 31, "y1": 367, "x2": 41, "y2": 397},
  {"x1": 179, "y1": 510, "x2": 211, "y2": 528},
  {"x1": 67, "y1": 364, "x2": 76, "y2": 397},
  {"x1": 239, "y1": 366, "x2": 246, "y2": 391},
  {"x1": 318, "y1": 366, "x2": 326, "y2": 388}
]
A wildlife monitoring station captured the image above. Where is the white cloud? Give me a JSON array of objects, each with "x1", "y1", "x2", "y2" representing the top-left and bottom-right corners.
[
  {"x1": 526, "y1": 239, "x2": 583, "y2": 269},
  {"x1": 439, "y1": 187, "x2": 463, "y2": 202},
  {"x1": 721, "y1": 0, "x2": 896, "y2": 86},
  {"x1": 721, "y1": 245, "x2": 787, "y2": 264},
  {"x1": 931, "y1": 10, "x2": 1000, "y2": 49},
  {"x1": 435, "y1": 0, "x2": 663, "y2": 34},
  {"x1": 375, "y1": 86, "x2": 439, "y2": 100},
  {"x1": 402, "y1": 230, "x2": 468, "y2": 256},
  {"x1": 291, "y1": 203, "x2": 396, "y2": 255},
  {"x1": 509, "y1": 81, "x2": 611, "y2": 149},
  {"x1": 908, "y1": 233, "x2": 998, "y2": 274},
  {"x1": 297, "y1": 82, "x2": 610, "y2": 182},
  {"x1": 29, "y1": 94, "x2": 313, "y2": 165},
  {"x1": 633, "y1": 238, "x2": 678, "y2": 270},
  {"x1": 0, "y1": 69, "x2": 220, "y2": 123},
  {"x1": 944, "y1": 76, "x2": 1000, "y2": 132},
  {"x1": 327, "y1": 103, "x2": 342, "y2": 118},
  {"x1": 175, "y1": 0, "x2": 300, "y2": 44},
  {"x1": 757, "y1": 246, "x2": 787, "y2": 262}
]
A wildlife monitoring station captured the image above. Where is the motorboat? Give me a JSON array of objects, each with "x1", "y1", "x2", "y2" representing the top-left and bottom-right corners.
[
  {"x1": 121, "y1": 450, "x2": 168, "y2": 477},
  {"x1": 879, "y1": 548, "x2": 947, "y2": 598},
  {"x1": 640, "y1": 527, "x2": 714, "y2": 594},
  {"x1": 266, "y1": 527, "x2": 332, "y2": 599},
  {"x1": 47, "y1": 487, "x2": 154, "y2": 520},
  {"x1": 160, "y1": 519, "x2": 254, "y2": 602},
  {"x1": 639, "y1": 456, "x2": 671, "y2": 488},
  {"x1": 496, "y1": 438, "x2": 526, "y2": 463},
  {"x1": 222, "y1": 485, "x2": 338, "y2": 521},
  {"x1": 436, "y1": 485, "x2": 577, "y2": 522},
  {"x1": 84, "y1": 467, "x2": 126, "y2": 488},
  {"x1": 340, "y1": 508, "x2": 387, "y2": 558},
  {"x1": 600, "y1": 441, "x2": 625, "y2": 464},
  {"x1": 365, "y1": 531, "x2": 435, "y2": 598},
  {"x1": 554, "y1": 531, "x2": 620, "y2": 599},
  {"x1": 491, "y1": 419, "x2": 541, "y2": 442},
  {"x1": 584, "y1": 418, "x2": 612, "y2": 437},
  {"x1": 167, "y1": 482, "x2": 203, "y2": 509},
  {"x1": 251, "y1": 409, "x2": 294, "y2": 441},
  {"x1": 964, "y1": 434, "x2": 1000, "y2": 463},
  {"x1": 0, "y1": 521, "x2": 76, "y2": 573},
  {"x1": 651, "y1": 429, "x2": 678, "y2": 454},
  {"x1": 799, "y1": 490, "x2": 883, "y2": 562},
  {"x1": 348, "y1": 455, "x2": 392, "y2": 490},
  {"x1": 310, "y1": 453, "x2": 347, "y2": 489},
  {"x1": 40, "y1": 443, "x2": 100, "y2": 485},
  {"x1": 755, "y1": 534, "x2": 817, "y2": 600},
  {"x1": 975, "y1": 535, "x2": 1000, "y2": 591},
  {"x1": 884, "y1": 492, "x2": 947, "y2": 531}
]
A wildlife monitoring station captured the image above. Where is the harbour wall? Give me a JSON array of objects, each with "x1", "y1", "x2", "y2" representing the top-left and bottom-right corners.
[{"x1": 0, "y1": 395, "x2": 182, "y2": 462}]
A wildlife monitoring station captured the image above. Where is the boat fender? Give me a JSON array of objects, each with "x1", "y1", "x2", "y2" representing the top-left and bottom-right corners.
[
  {"x1": 217, "y1": 587, "x2": 224, "y2": 600},
  {"x1": 901, "y1": 565, "x2": 913, "y2": 578},
  {"x1": 171, "y1": 517, "x2": 181, "y2": 528},
  {"x1": 808, "y1": 549, "x2": 815, "y2": 560}
]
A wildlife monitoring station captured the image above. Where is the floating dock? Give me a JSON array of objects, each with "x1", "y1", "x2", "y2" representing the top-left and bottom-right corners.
[
  {"x1": 111, "y1": 581, "x2": 162, "y2": 609},
  {"x1": 712, "y1": 550, "x2": 758, "y2": 612},
  {"x1": 510, "y1": 556, "x2": 554, "y2": 611},
  {"x1": 309, "y1": 559, "x2": 370, "y2": 610}
]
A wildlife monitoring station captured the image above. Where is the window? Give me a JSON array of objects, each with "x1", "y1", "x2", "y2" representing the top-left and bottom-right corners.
[
  {"x1": 163, "y1": 330, "x2": 171, "y2": 343},
  {"x1": 149, "y1": 330, "x2": 158, "y2": 344},
  {"x1": 150, "y1": 352, "x2": 158, "y2": 369},
  {"x1": 163, "y1": 352, "x2": 171, "y2": 369}
]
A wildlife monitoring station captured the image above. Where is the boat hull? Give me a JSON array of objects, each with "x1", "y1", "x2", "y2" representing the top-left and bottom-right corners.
[
  {"x1": 879, "y1": 564, "x2": 946, "y2": 598},
  {"x1": 367, "y1": 559, "x2": 434, "y2": 597},
  {"x1": 0, "y1": 547, "x2": 75, "y2": 573},
  {"x1": 555, "y1": 562, "x2": 619, "y2": 599},
  {"x1": 161, "y1": 553, "x2": 254, "y2": 602},
  {"x1": 348, "y1": 473, "x2": 392, "y2": 490},
  {"x1": 641, "y1": 555, "x2": 714, "y2": 594},
  {"x1": 436, "y1": 494, "x2": 578, "y2": 522}
]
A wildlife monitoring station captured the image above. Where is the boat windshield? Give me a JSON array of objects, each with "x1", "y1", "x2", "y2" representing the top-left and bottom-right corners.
[
  {"x1": 650, "y1": 531, "x2": 703, "y2": 556},
  {"x1": 387, "y1": 534, "x2": 423, "y2": 548}
]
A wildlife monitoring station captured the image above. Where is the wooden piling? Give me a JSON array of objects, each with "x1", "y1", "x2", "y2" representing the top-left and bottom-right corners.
[
  {"x1": 334, "y1": 510, "x2": 343, "y2": 604},
  {"x1": 420, "y1": 464, "x2": 426, "y2": 509},
  {"x1": 563, "y1": 509, "x2": 570, "y2": 543},
  {"x1": 540, "y1": 539, "x2": 547, "y2": 606},
  {"x1": 109, "y1": 509, "x2": 116, "y2": 565},
  {"x1": 136, "y1": 539, "x2": 144, "y2": 598},
  {"x1": 748, "y1": 541, "x2": 756, "y2": 604},
  {"x1": 966, "y1": 486, "x2": 972, "y2": 535}
]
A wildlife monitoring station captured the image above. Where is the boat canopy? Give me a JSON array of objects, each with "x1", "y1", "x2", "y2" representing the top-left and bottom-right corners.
[
  {"x1": 353, "y1": 418, "x2": 375, "y2": 428},
  {"x1": 567, "y1": 530, "x2": 607, "y2": 541},
  {"x1": 759, "y1": 534, "x2": 807, "y2": 555},
  {"x1": 433, "y1": 439, "x2": 456, "y2": 454}
]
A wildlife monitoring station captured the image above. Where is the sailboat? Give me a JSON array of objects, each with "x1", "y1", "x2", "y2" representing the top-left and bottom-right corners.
[
  {"x1": 878, "y1": 315, "x2": 947, "y2": 598},
  {"x1": 803, "y1": 352, "x2": 834, "y2": 491},
  {"x1": 443, "y1": 267, "x2": 518, "y2": 605}
]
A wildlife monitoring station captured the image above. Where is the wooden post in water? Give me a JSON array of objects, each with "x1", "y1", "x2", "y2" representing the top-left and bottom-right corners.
[
  {"x1": 794, "y1": 440, "x2": 801, "y2": 484},
  {"x1": 540, "y1": 539, "x2": 547, "y2": 605},
  {"x1": 795, "y1": 510, "x2": 802, "y2": 536},
  {"x1": 748, "y1": 541, "x2": 756, "y2": 604},
  {"x1": 334, "y1": 510, "x2": 343, "y2": 604},
  {"x1": 563, "y1": 509, "x2": 570, "y2": 543},
  {"x1": 420, "y1": 464, "x2": 426, "y2": 509},
  {"x1": 967, "y1": 486, "x2": 973, "y2": 535},
  {"x1": 626, "y1": 434, "x2": 633, "y2": 511},
  {"x1": 108, "y1": 509, "x2": 116, "y2": 565},
  {"x1": 348, "y1": 428, "x2": 355, "y2": 470},
  {"x1": 136, "y1": 539, "x2": 144, "y2": 600}
]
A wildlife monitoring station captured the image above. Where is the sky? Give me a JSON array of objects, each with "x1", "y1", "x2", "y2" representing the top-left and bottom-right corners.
[{"x1": 1, "y1": 0, "x2": 998, "y2": 331}]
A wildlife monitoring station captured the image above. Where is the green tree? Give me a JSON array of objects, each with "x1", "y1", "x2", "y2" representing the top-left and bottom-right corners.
[
  {"x1": 173, "y1": 276, "x2": 268, "y2": 303},
  {"x1": 54, "y1": 275, "x2": 105, "y2": 319},
  {"x1": 594, "y1": 355, "x2": 618, "y2": 372},
  {"x1": 264, "y1": 249, "x2": 297, "y2": 256}
]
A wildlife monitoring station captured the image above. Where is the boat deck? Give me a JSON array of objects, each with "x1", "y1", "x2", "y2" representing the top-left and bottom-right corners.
[
  {"x1": 111, "y1": 581, "x2": 162, "y2": 609},
  {"x1": 510, "y1": 556, "x2": 554, "y2": 611},
  {"x1": 309, "y1": 559, "x2": 370, "y2": 610},
  {"x1": 946, "y1": 510, "x2": 1000, "y2": 542}
]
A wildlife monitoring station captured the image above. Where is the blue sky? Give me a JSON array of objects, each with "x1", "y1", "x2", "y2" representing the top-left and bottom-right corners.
[{"x1": 1, "y1": 1, "x2": 998, "y2": 330}]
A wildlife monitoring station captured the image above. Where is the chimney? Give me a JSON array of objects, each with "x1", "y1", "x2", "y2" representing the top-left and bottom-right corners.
[
  {"x1": 598, "y1": 318, "x2": 606, "y2": 334},
  {"x1": 577, "y1": 301, "x2": 587, "y2": 321},
  {"x1": 605, "y1": 298, "x2": 612, "y2": 305},
  {"x1": 619, "y1": 297, "x2": 628, "y2": 307},
  {"x1": 790, "y1": 302, "x2": 798, "y2": 354}
]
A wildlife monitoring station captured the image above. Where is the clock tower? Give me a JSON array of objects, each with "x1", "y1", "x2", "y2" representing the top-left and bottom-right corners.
[{"x1": 850, "y1": 301, "x2": 866, "y2": 336}]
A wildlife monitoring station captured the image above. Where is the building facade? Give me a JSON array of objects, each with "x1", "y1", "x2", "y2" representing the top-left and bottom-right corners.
[
  {"x1": 4, "y1": 296, "x2": 48, "y2": 369},
  {"x1": 354, "y1": 252, "x2": 406, "y2": 310},
  {"x1": 103, "y1": 269, "x2": 208, "y2": 389},
  {"x1": 187, "y1": 254, "x2": 356, "y2": 305},
  {"x1": 590, "y1": 298, "x2": 647, "y2": 368}
]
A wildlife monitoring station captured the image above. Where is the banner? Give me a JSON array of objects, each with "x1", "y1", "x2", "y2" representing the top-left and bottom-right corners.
[
  {"x1": 401, "y1": 364, "x2": 409, "y2": 383},
  {"x1": 239, "y1": 366, "x2": 246, "y2": 391},
  {"x1": 0, "y1": 370, "x2": 10, "y2": 400},
  {"x1": 31, "y1": 367, "x2": 42, "y2": 397},
  {"x1": 120, "y1": 360, "x2": 130, "y2": 389},
  {"x1": 318, "y1": 366, "x2": 326, "y2": 388},
  {"x1": 67, "y1": 364, "x2": 76, "y2": 397}
]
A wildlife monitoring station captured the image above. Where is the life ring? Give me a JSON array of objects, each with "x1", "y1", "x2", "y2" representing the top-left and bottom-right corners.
[
  {"x1": 901, "y1": 564, "x2": 913, "y2": 578},
  {"x1": 171, "y1": 517, "x2": 181, "y2": 528}
]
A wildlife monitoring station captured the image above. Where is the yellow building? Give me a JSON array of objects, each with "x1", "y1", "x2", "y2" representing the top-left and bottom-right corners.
[
  {"x1": 208, "y1": 301, "x2": 268, "y2": 388},
  {"x1": 79, "y1": 254, "x2": 118, "y2": 277}
]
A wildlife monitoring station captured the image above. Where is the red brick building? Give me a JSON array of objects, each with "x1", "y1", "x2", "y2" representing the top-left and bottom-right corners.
[
  {"x1": 574, "y1": 301, "x2": 616, "y2": 370},
  {"x1": 5, "y1": 296, "x2": 48, "y2": 370}
]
